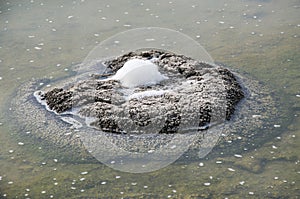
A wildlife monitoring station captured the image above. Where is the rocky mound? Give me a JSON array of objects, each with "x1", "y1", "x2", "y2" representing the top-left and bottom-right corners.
[{"x1": 37, "y1": 50, "x2": 244, "y2": 134}]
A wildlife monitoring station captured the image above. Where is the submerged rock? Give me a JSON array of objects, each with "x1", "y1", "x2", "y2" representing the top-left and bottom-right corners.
[
  {"x1": 37, "y1": 50, "x2": 244, "y2": 134},
  {"x1": 7, "y1": 49, "x2": 278, "y2": 164}
]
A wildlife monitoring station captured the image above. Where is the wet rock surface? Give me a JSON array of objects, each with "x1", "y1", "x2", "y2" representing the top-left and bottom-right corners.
[{"x1": 39, "y1": 50, "x2": 244, "y2": 134}]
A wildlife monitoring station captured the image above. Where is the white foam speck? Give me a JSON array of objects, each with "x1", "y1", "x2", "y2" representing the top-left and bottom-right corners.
[
  {"x1": 252, "y1": 115, "x2": 261, "y2": 118},
  {"x1": 234, "y1": 154, "x2": 242, "y2": 158},
  {"x1": 228, "y1": 168, "x2": 235, "y2": 172}
]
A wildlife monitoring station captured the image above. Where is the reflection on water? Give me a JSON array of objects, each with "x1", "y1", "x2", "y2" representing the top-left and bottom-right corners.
[{"x1": 0, "y1": 0, "x2": 299, "y2": 198}]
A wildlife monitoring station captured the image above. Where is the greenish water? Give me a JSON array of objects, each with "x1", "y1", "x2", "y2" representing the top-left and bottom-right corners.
[{"x1": 0, "y1": 0, "x2": 299, "y2": 198}]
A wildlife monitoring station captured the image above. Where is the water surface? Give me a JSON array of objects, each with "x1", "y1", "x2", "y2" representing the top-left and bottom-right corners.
[{"x1": 0, "y1": 0, "x2": 299, "y2": 198}]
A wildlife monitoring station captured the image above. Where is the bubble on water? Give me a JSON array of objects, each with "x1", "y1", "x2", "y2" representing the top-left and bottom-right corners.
[
  {"x1": 144, "y1": 185, "x2": 148, "y2": 188},
  {"x1": 18, "y1": 142, "x2": 24, "y2": 146},
  {"x1": 239, "y1": 181, "x2": 245, "y2": 185},
  {"x1": 204, "y1": 182, "x2": 211, "y2": 186},
  {"x1": 172, "y1": 190, "x2": 177, "y2": 193},
  {"x1": 80, "y1": 178, "x2": 85, "y2": 181},
  {"x1": 101, "y1": 181, "x2": 107, "y2": 185},
  {"x1": 9, "y1": 150, "x2": 14, "y2": 153},
  {"x1": 274, "y1": 124, "x2": 281, "y2": 128},
  {"x1": 228, "y1": 168, "x2": 235, "y2": 172},
  {"x1": 234, "y1": 154, "x2": 242, "y2": 158},
  {"x1": 41, "y1": 191, "x2": 46, "y2": 194},
  {"x1": 249, "y1": 192, "x2": 254, "y2": 195},
  {"x1": 81, "y1": 171, "x2": 88, "y2": 175},
  {"x1": 115, "y1": 176, "x2": 121, "y2": 179},
  {"x1": 216, "y1": 161, "x2": 222, "y2": 164},
  {"x1": 67, "y1": 16, "x2": 74, "y2": 19}
]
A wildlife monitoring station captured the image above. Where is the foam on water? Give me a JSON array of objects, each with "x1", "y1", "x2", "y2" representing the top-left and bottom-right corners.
[{"x1": 110, "y1": 59, "x2": 168, "y2": 88}]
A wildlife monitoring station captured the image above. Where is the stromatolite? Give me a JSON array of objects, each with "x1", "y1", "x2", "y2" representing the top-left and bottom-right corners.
[{"x1": 37, "y1": 50, "x2": 244, "y2": 134}]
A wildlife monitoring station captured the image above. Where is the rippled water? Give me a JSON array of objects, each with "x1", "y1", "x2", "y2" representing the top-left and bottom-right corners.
[{"x1": 0, "y1": 0, "x2": 299, "y2": 198}]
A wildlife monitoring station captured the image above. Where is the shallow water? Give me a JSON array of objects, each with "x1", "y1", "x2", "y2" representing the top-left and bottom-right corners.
[{"x1": 0, "y1": 0, "x2": 299, "y2": 198}]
